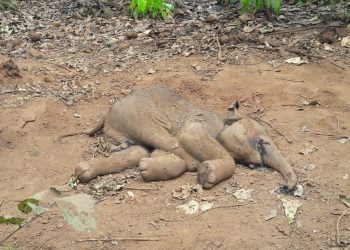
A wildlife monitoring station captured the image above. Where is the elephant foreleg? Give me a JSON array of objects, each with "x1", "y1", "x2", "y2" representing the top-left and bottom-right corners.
[
  {"x1": 75, "y1": 145, "x2": 149, "y2": 183},
  {"x1": 139, "y1": 151, "x2": 187, "y2": 182},
  {"x1": 180, "y1": 123, "x2": 236, "y2": 189}
]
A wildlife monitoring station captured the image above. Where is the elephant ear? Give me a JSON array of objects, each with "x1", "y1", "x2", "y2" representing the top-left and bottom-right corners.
[{"x1": 224, "y1": 101, "x2": 242, "y2": 125}]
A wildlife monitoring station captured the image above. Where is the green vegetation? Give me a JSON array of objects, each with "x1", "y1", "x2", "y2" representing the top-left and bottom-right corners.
[
  {"x1": 130, "y1": 0, "x2": 173, "y2": 19},
  {"x1": 240, "y1": 0, "x2": 282, "y2": 16},
  {"x1": 0, "y1": 0, "x2": 18, "y2": 11}
]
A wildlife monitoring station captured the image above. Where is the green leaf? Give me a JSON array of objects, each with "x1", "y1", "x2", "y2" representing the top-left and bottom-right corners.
[
  {"x1": 18, "y1": 198, "x2": 39, "y2": 214},
  {"x1": 270, "y1": 0, "x2": 281, "y2": 15},
  {"x1": 138, "y1": 0, "x2": 147, "y2": 13},
  {"x1": 241, "y1": 0, "x2": 251, "y2": 13},
  {"x1": 0, "y1": 216, "x2": 24, "y2": 225},
  {"x1": 254, "y1": 0, "x2": 263, "y2": 11}
]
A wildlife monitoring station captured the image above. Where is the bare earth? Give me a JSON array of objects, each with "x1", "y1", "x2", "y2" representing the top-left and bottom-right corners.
[{"x1": 0, "y1": 50, "x2": 349, "y2": 249}]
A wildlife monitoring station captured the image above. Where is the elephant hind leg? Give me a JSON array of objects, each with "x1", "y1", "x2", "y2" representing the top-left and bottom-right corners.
[
  {"x1": 139, "y1": 153, "x2": 187, "y2": 182},
  {"x1": 76, "y1": 145, "x2": 149, "y2": 183}
]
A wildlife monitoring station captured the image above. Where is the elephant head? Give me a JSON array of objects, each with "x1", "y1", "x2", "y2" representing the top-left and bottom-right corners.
[{"x1": 218, "y1": 117, "x2": 298, "y2": 190}]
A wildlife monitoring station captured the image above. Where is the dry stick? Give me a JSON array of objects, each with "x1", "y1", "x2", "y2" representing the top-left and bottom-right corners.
[
  {"x1": 77, "y1": 237, "x2": 160, "y2": 243},
  {"x1": 124, "y1": 186, "x2": 160, "y2": 191},
  {"x1": 276, "y1": 77, "x2": 304, "y2": 83},
  {"x1": 0, "y1": 209, "x2": 47, "y2": 245},
  {"x1": 269, "y1": 24, "x2": 343, "y2": 35},
  {"x1": 285, "y1": 47, "x2": 345, "y2": 70},
  {"x1": 255, "y1": 117, "x2": 293, "y2": 143},
  {"x1": 216, "y1": 35, "x2": 224, "y2": 62},
  {"x1": 162, "y1": 204, "x2": 242, "y2": 222},
  {"x1": 45, "y1": 61, "x2": 77, "y2": 75},
  {"x1": 336, "y1": 207, "x2": 350, "y2": 246}
]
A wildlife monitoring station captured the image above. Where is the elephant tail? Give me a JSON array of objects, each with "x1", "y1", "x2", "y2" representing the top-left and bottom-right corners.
[{"x1": 56, "y1": 115, "x2": 106, "y2": 142}]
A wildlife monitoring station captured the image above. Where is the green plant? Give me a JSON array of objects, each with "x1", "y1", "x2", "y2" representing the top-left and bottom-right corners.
[
  {"x1": 130, "y1": 0, "x2": 173, "y2": 19},
  {"x1": 0, "y1": 0, "x2": 18, "y2": 11},
  {"x1": 240, "y1": 0, "x2": 282, "y2": 18}
]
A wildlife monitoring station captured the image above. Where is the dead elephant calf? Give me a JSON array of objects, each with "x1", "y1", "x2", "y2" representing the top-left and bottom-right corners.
[{"x1": 58, "y1": 85, "x2": 297, "y2": 189}]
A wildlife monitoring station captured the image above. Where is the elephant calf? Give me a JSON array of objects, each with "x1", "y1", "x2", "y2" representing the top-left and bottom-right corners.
[{"x1": 59, "y1": 85, "x2": 297, "y2": 189}]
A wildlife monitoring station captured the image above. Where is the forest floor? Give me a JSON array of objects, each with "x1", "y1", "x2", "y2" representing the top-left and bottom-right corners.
[{"x1": 0, "y1": 0, "x2": 350, "y2": 249}]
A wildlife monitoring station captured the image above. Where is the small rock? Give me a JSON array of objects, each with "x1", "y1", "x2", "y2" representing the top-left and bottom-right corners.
[
  {"x1": 73, "y1": 113, "x2": 81, "y2": 118},
  {"x1": 57, "y1": 223, "x2": 64, "y2": 228},
  {"x1": 341, "y1": 36, "x2": 350, "y2": 48},
  {"x1": 125, "y1": 31, "x2": 138, "y2": 39},
  {"x1": 293, "y1": 184, "x2": 303, "y2": 197},
  {"x1": 343, "y1": 174, "x2": 349, "y2": 180},
  {"x1": 29, "y1": 32, "x2": 42, "y2": 42},
  {"x1": 0, "y1": 40, "x2": 7, "y2": 47},
  {"x1": 219, "y1": 35, "x2": 232, "y2": 45},
  {"x1": 117, "y1": 42, "x2": 130, "y2": 50},
  {"x1": 147, "y1": 68, "x2": 156, "y2": 74},
  {"x1": 205, "y1": 15, "x2": 218, "y2": 23},
  {"x1": 28, "y1": 48, "x2": 43, "y2": 59}
]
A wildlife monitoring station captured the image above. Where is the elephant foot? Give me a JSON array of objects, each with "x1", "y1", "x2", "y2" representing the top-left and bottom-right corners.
[
  {"x1": 75, "y1": 162, "x2": 97, "y2": 183},
  {"x1": 139, "y1": 154, "x2": 186, "y2": 182},
  {"x1": 197, "y1": 160, "x2": 235, "y2": 189}
]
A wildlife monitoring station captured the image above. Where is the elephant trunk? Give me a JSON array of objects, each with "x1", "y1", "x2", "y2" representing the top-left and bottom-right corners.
[{"x1": 261, "y1": 141, "x2": 297, "y2": 190}]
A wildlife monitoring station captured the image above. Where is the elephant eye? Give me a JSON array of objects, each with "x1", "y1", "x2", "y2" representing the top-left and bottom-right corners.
[{"x1": 256, "y1": 138, "x2": 269, "y2": 155}]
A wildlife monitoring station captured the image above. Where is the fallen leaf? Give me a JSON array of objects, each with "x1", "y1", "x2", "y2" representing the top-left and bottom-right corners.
[
  {"x1": 285, "y1": 57, "x2": 306, "y2": 65},
  {"x1": 293, "y1": 184, "x2": 304, "y2": 197},
  {"x1": 339, "y1": 195, "x2": 350, "y2": 207},
  {"x1": 299, "y1": 145, "x2": 318, "y2": 156},
  {"x1": 265, "y1": 209, "x2": 277, "y2": 221},
  {"x1": 341, "y1": 36, "x2": 350, "y2": 48},
  {"x1": 337, "y1": 137, "x2": 350, "y2": 144},
  {"x1": 282, "y1": 199, "x2": 302, "y2": 223},
  {"x1": 233, "y1": 188, "x2": 253, "y2": 202},
  {"x1": 243, "y1": 26, "x2": 254, "y2": 33}
]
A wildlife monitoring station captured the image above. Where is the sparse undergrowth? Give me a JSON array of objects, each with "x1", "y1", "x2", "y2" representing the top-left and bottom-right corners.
[{"x1": 0, "y1": 0, "x2": 18, "y2": 11}]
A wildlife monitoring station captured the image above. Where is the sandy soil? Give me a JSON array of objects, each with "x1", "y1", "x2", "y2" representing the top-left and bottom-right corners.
[{"x1": 0, "y1": 52, "x2": 350, "y2": 250}]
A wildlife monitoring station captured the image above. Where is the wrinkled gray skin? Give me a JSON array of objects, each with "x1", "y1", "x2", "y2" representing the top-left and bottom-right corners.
[{"x1": 59, "y1": 85, "x2": 297, "y2": 189}]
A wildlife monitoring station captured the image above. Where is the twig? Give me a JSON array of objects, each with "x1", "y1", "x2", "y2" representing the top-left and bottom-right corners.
[
  {"x1": 45, "y1": 61, "x2": 77, "y2": 75},
  {"x1": 161, "y1": 204, "x2": 242, "y2": 222},
  {"x1": 0, "y1": 200, "x2": 4, "y2": 208},
  {"x1": 306, "y1": 132, "x2": 348, "y2": 139},
  {"x1": 0, "y1": 203, "x2": 54, "y2": 246},
  {"x1": 216, "y1": 35, "x2": 224, "y2": 62},
  {"x1": 276, "y1": 77, "x2": 304, "y2": 83},
  {"x1": 1, "y1": 213, "x2": 44, "y2": 245},
  {"x1": 285, "y1": 47, "x2": 345, "y2": 70},
  {"x1": 336, "y1": 207, "x2": 350, "y2": 246},
  {"x1": 269, "y1": 24, "x2": 344, "y2": 35},
  {"x1": 124, "y1": 186, "x2": 160, "y2": 191},
  {"x1": 255, "y1": 117, "x2": 293, "y2": 143},
  {"x1": 77, "y1": 237, "x2": 160, "y2": 243}
]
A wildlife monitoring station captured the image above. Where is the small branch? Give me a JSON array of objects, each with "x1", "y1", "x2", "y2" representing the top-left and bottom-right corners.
[
  {"x1": 124, "y1": 186, "x2": 160, "y2": 191},
  {"x1": 285, "y1": 48, "x2": 345, "y2": 70},
  {"x1": 255, "y1": 117, "x2": 293, "y2": 143},
  {"x1": 77, "y1": 237, "x2": 160, "y2": 243},
  {"x1": 161, "y1": 204, "x2": 242, "y2": 222},
  {"x1": 0, "y1": 203, "x2": 54, "y2": 246},
  {"x1": 269, "y1": 24, "x2": 343, "y2": 35},
  {"x1": 336, "y1": 207, "x2": 350, "y2": 246},
  {"x1": 276, "y1": 77, "x2": 304, "y2": 83},
  {"x1": 216, "y1": 35, "x2": 224, "y2": 62}
]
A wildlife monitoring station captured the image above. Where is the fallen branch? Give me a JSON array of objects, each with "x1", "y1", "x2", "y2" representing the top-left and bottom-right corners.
[
  {"x1": 269, "y1": 24, "x2": 343, "y2": 35},
  {"x1": 161, "y1": 204, "x2": 242, "y2": 222},
  {"x1": 77, "y1": 237, "x2": 160, "y2": 243},
  {"x1": 276, "y1": 77, "x2": 304, "y2": 83},
  {"x1": 336, "y1": 207, "x2": 350, "y2": 246},
  {"x1": 285, "y1": 47, "x2": 345, "y2": 70},
  {"x1": 255, "y1": 117, "x2": 293, "y2": 143},
  {"x1": 216, "y1": 35, "x2": 224, "y2": 62},
  {"x1": 124, "y1": 186, "x2": 160, "y2": 191}
]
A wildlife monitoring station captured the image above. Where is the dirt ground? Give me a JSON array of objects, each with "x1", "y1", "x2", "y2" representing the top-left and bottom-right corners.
[
  {"x1": 1, "y1": 52, "x2": 350, "y2": 249},
  {"x1": 1, "y1": 1, "x2": 350, "y2": 249}
]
